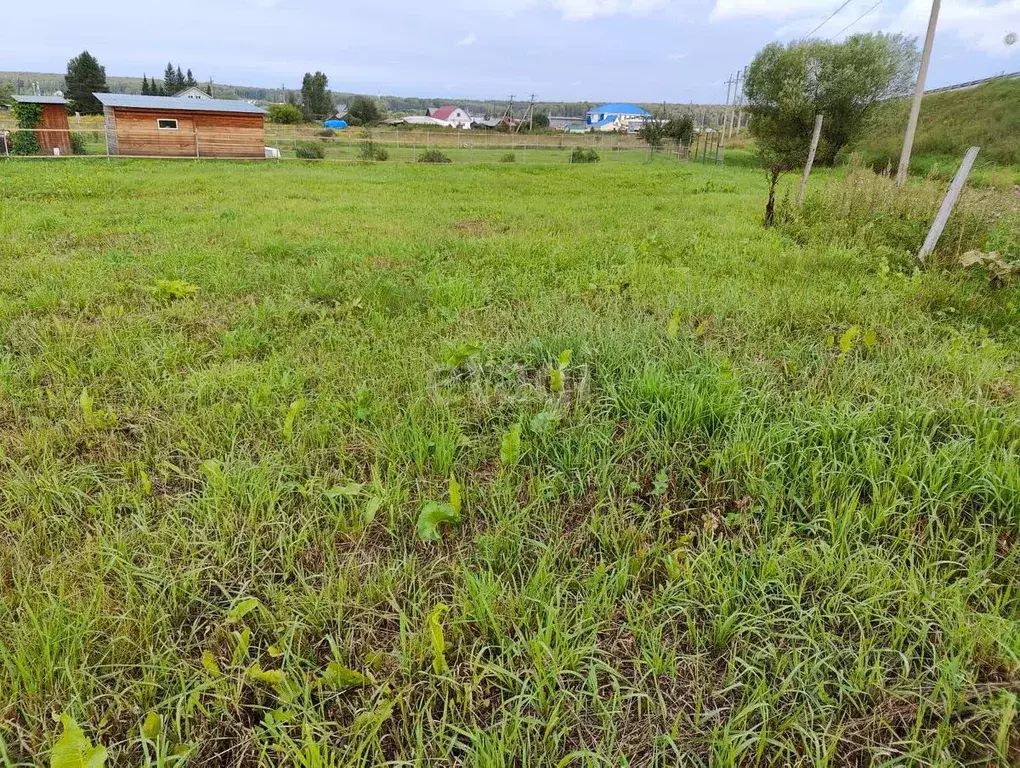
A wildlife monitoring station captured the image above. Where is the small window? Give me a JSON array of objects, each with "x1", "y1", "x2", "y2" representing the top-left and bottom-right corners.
[{"x1": 156, "y1": 118, "x2": 178, "y2": 130}]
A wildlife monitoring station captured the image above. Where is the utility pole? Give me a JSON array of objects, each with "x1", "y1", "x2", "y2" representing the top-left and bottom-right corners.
[
  {"x1": 729, "y1": 68, "x2": 743, "y2": 138},
  {"x1": 897, "y1": 0, "x2": 941, "y2": 187},
  {"x1": 735, "y1": 67, "x2": 747, "y2": 135},
  {"x1": 722, "y1": 75, "x2": 730, "y2": 140}
]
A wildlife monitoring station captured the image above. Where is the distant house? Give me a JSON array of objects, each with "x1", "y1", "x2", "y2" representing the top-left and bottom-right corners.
[
  {"x1": 549, "y1": 116, "x2": 585, "y2": 132},
  {"x1": 95, "y1": 93, "x2": 267, "y2": 158},
  {"x1": 174, "y1": 86, "x2": 211, "y2": 100},
  {"x1": 585, "y1": 103, "x2": 650, "y2": 132},
  {"x1": 426, "y1": 105, "x2": 472, "y2": 129},
  {"x1": 12, "y1": 95, "x2": 72, "y2": 155}
]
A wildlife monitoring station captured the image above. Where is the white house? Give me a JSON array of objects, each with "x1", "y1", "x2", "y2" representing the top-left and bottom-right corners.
[
  {"x1": 174, "y1": 86, "x2": 211, "y2": 100},
  {"x1": 425, "y1": 105, "x2": 472, "y2": 129}
]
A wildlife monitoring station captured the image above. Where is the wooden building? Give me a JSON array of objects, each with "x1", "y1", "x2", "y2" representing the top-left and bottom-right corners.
[
  {"x1": 94, "y1": 93, "x2": 267, "y2": 158},
  {"x1": 13, "y1": 95, "x2": 72, "y2": 156}
]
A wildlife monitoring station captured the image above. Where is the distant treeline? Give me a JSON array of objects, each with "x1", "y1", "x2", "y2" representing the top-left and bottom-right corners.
[{"x1": 0, "y1": 71, "x2": 718, "y2": 118}]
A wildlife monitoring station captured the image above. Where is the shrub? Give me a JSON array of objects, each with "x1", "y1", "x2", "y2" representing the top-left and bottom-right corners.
[
  {"x1": 268, "y1": 103, "x2": 304, "y2": 125},
  {"x1": 70, "y1": 132, "x2": 87, "y2": 155},
  {"x1": 570, "y1": 147, "x2": 600, "y2": 164},
  {"x1": 294, "y1": 141, "x2": 325, "y2": 160},
  {"x1": 418, "y1": 149, "x2": 452, "y2": 164},
  {"x1": 500, "y1": 152, "x2": 516, "y2": 163},
  {"x1": 316, "y1": 128, "x2": 336, "y2": 138},
  {"x1": 11, "y1": 130, "x2": 40, "y2": 156},
  {"x1": 359, "y1": 142, "x2": 389, "y2": 161}
]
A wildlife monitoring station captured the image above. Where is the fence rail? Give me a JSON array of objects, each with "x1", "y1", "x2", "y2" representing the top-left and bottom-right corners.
[{"x1": 0, "y1": 122, "x2": 733, "y2": 166}]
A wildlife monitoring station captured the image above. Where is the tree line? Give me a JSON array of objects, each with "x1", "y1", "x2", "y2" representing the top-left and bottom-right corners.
[{"x1": 140, "y1": 64, "x2": 211, "y2": 97}]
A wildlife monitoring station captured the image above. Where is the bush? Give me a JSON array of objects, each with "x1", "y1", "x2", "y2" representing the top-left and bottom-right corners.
[
  {"x1": 418, "y1": 149, "x2": 452, "y2": 164},
  {"x1": 359, "y1": 142, "x2": 389, "y2": 161},
  {"x1": 11, "y1": 130, "x2": 40, "y2": 156},
  {"x1": 570, "y1": 147, "x2": 600, "y2": 164},
  {"x1": 268, "y1": 103, "x2": 304, "y2": 125},
  {"x1": 316, "y1": 128, "x2": 336, "y2": 138},
  {"x1": 294, "y1": 141, "x2": 325, "y2": 160},
  {"x1": 70, "y1": 132, "x2": 87, "y2": 155},
  {"x1": 500, "y1": 152, "x2": 516, "y2": 163}
]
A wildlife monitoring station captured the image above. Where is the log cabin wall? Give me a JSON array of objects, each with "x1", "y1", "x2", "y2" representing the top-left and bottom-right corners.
[
  {"x1": 109, "y1": 108, "x2": 265, "y2": 158},
  {"x1": 38, "y1": 104, "x2": 72, "y2": 156}
]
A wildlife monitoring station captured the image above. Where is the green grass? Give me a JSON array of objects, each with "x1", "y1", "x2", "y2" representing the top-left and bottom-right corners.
[
  {"x1": 2, "y1": 158, "x2": 1020, "y2": 766},
  {"x1": 853, "y1": 78, "x2": 1020, "y2": 186}
]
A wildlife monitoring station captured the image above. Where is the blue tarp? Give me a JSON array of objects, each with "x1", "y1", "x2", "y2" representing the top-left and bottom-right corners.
[{"x1": 324, "y1": 119, "x2": 348, "y2": 129}]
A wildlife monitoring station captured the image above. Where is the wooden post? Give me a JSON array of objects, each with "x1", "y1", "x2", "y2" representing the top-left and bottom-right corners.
[
  {"x1": 797, "y1": 114, "x2": 824, "y2": 206},
  {"x1": 104, "y1": 123, "x2": 110, "y2": 162},
  {"x1": 917, "y1": 146, "x2": 979, "y2": 263},
  {"x1": 897, "y1": 0, "x2": 941, "y2": 187},
  {"x1": 194, "y1": 125, "x2": 200, "y2": 159}
]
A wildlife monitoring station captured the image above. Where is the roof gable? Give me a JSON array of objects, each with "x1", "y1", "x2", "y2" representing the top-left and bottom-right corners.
[
  {"x1": 589, "y1": 103, "x2": 650, "y2": 116},
  {"x1": 429, "y1": 105, "x2": 462, "y2": 120}
]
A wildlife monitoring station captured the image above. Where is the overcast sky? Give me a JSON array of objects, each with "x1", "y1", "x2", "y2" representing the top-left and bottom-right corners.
[{"x1": 7, "y1": 0, "x2": 1020, "y2": 102}]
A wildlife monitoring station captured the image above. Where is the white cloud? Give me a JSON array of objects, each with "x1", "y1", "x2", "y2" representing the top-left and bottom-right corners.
[
  {"x1": 457, "y1": 31, "x2": 478, "y2": 45},
  {"x1": 711, "y1": 0, "x2": 832, "y2": 21},
  {"x1": 468, "y1": 0, "x2": 671, "y2": 20},
  {"x1": 897, "y1": 0, "x2": 1020, "y2": 56},
  {"x1": 668, "y1": 51, "x2": 687, "y2": 59},
  {"x1": 711, "y1": 0, "x2": 1020, "y2": 57}
]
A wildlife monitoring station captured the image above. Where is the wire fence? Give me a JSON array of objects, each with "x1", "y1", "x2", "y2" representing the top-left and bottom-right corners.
[{"x1": 0, "y1": 118, "x2": 739, "y2": 166}]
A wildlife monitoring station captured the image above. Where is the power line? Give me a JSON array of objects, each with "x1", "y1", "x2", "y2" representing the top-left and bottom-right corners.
[
  {"x1": 805, "y1": 0, "x2": 856, "y2": 38},
  {"x1": 830, "y1": 0, "x2": 884, "y2": 38}
]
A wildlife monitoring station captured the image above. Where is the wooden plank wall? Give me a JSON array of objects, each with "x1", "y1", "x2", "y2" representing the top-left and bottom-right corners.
[
  {"x1": 38, "y1": 104, "x2": 72, "y2": 156},
  {"x1": 110, "y1": 108, "x2": 265, "y2": 158}
]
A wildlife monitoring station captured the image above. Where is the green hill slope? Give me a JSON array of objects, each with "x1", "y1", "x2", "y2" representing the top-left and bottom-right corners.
[{"x1": 855, "y1": 77, "x2": 1020, "y2": 170}]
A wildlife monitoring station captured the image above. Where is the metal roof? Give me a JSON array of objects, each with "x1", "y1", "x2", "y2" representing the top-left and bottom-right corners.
[
  {"x1": 94, "y1": 93, "x2": 267, "y2": 114},
  {"x1": 588, "y1": 103, "x2": 650, "y2": 116},
  {"x1": 13, "y1": 95, "x2": 69, "y2": 105}
]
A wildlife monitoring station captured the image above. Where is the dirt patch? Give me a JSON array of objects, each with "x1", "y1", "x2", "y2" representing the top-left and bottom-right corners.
[{"x1": 454, "y1": 219, "x2": 509, "y2": 237}]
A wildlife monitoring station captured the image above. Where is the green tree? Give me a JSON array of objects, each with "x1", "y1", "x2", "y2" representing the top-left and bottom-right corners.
[
  {"x1": 0, "y1": 81, "x2": 15, "y2": 106},
  {"x1": 141, "y1": 75, "x2": 150, "y2": 96},
  {"x1": 300, "y1": 72, "x2": 333, "y2": 120},
  {"x1": 745, "y1": 33, "x2": 918, "y2": 168},
  {"x1": 268, "y1": 103, "x2": 304, "y2": 124},
  {"x1": 346, "y1": 95, "x2": 380, "y2": 126},
  {"x1": 745, "y1": 33, "x2": 918, "y2": 225},
  {"x1": 186, "y1": 69, "x2": 196, "y2": 87},
  {"x1": 64, "y1": 50, "x2": 108, "y2": 114},
  {"x1": 205, "y1": 81, "x2": 213, "y2": 97},
  {"x1": 176, "y1": 66, "x2": 185, "y2": 91},
  {"x1": 163, "y1": 62, "x2": 176, "y2": 94}
]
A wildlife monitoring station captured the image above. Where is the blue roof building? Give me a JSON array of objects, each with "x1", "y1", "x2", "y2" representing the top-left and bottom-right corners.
[{"x1": 586, "y1": 103, "x2": 650, "y2": 130}]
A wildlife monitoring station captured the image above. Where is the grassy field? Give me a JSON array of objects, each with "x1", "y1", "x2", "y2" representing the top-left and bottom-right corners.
[{"x1": 2, "y1": 158, "x2": 1020, "y2": 766}]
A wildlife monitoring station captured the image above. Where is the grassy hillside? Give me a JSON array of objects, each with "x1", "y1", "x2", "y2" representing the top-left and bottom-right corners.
[
  {"x1": 855, "y1": 77, "x2": 1020, "y2": 171},
  {"x1": 2, "y1": 158, "x2": 1019, "y2": 764}
]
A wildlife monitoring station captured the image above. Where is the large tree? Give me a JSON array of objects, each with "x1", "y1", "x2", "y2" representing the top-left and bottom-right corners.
[
  {"x1": 64, "y1": 50, "x2": 108, "y2": 114},
  {"x1": 163, "y1": 62, "x2": 176, "y2": 94},
  {"x1": 745, "y1": 33, "x2": 918, "y2": 168},
  {"x1": 300, "y1": 72, "x2": 333, "y2": 120},
  {"x1": 346, "y1": 95, "x2": 380, "y2": 126},
  {"x1": 744, "y1": 33, "x2": 918, "y2": 224}
]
